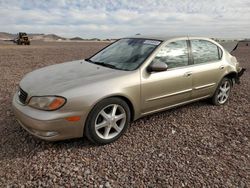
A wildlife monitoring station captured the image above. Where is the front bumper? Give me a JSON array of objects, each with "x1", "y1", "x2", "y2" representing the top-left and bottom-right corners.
[
  {"x1": 12, "y1": 93, "x2": 85, "y2": 141},
  {"x1": 235, "y1": 67, "x2": 246, "y2": 84}
]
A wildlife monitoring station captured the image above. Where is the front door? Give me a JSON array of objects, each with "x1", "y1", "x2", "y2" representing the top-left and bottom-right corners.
[{"x1": 141, "y1": 39, "x2": 193, "y2": 114}]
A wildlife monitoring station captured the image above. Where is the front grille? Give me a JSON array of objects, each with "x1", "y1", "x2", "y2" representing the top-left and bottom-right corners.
[{"x1": 18, "y1": 88, "x2": 28, "y2": 104}]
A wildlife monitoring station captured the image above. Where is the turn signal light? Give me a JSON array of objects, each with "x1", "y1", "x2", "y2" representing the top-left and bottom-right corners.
[
  {"x1": 65, "y1": 116, "x2": 81, "y2": 122},
  {"x1": 48, "y1": 98, "x2": 65, "y2": 110}
]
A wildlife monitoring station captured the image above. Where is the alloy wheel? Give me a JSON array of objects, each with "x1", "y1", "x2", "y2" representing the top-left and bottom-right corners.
[
  {"x1": 217, "y1": 80, "x2": 231, "y2": 104},
  {"x1": 94, "y1": 104, "x2": 126, "y2": 140}
]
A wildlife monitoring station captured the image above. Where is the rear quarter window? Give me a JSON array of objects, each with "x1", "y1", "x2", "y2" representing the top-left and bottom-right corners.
[{"x1": 190, "y1": 40, "x2": 222, "y2": 64}]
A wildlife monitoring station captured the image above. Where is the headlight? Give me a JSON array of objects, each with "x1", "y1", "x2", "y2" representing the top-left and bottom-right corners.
[{"x1": 28, "y1": 96, "x2": 66, "y2": 111}]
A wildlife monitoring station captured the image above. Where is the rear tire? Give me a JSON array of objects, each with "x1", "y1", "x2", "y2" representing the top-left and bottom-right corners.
[
  {"x1": 84, "y1": 97, "x2": 131, "y2": 145},
  {"x1": 211, "y1": 77, "x2": 232, "y2": 105}
]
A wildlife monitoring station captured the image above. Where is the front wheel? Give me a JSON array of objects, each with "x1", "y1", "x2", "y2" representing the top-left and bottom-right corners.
[
  {"x1": 84, "y1": 97, "x2": 131, "y2": 144},
  {"x1": 211, "y1": 77, "x2": 232, "y2": 105}
]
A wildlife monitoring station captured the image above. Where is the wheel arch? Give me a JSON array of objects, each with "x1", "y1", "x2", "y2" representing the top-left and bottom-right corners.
[
  {"x1": 112, "y1": 95, "x2": 135, "y2": 121},
  {"x1": 87, "y1": 94, "x2": 136, "y2": 122},
  {"x1": 224, "y1": 71, "x2": 237, "y2": 84}
]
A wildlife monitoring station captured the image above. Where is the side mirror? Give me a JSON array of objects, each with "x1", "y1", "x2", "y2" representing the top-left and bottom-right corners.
[{"x1": 147, "y1": 60, "x2": 168, "y2": 72}]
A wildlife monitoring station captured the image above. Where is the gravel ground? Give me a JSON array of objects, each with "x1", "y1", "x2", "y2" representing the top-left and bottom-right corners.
[{"x1": 0, "y1": 41, "x2": 249, "y2": 187}]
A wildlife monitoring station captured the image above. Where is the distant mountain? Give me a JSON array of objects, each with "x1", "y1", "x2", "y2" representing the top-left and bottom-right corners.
[
  {"x1": 70, "y1": 37, "x2": 84, "y2": 41},
  {"x1": 43, "y1": 34, "x2": 66, "y2": 41},
  {"x1": 29, "y1": 33, "x2": 66, "y2": 41},
  {"x1": 90, "y1": 38, "x2": 101, "y2": 41}
]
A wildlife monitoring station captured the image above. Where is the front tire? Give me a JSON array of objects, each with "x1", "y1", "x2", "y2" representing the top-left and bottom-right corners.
[
  {"x1": 84, "y1": 97, "x2": 131, "y2": 144},
  {"x1": 211, "y1": 77, "x2": 232, "y2": 105}
]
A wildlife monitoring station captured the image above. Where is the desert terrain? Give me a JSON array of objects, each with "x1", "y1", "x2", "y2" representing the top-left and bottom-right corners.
[{"x1": 0, "y1": 41, "x2": 249, "y2": 187}]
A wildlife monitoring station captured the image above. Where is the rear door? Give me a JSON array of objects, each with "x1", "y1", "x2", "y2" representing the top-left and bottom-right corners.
[{"x1": 189, "y1": 39, "x2": 224, "y2": 99}]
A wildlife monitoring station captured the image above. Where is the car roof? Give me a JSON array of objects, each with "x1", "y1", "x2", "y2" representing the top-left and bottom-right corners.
[{"x1": 126, "y1": 34, "x2": 211, "y2": 42}]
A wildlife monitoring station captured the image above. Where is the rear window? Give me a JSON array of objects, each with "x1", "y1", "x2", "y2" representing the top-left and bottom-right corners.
[{"x1": 190, "y1": 40, "x2": 222, "y2": 64}]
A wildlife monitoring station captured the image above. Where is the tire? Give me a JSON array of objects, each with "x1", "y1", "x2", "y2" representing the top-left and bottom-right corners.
[
  {"x1": 211, "y1": 77, "x2": 232, "y2": 105},
  {"x1": 84, "y1": 97, "x2": 131, "y2": 144}
]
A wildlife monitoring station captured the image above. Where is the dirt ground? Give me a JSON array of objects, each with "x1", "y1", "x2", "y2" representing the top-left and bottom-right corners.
[{"x1": 0, "y1": 41, "x2": 249, "y2": 187}]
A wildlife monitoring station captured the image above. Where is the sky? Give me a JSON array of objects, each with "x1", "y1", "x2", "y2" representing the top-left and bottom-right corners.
[{"x1": 0, "y1": 0, "x2": 249, "y2": 39}]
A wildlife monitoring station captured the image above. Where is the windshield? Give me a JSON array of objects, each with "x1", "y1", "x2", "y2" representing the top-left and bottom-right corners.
[{"x1": 87, "y1": 38, "x2": 161, "y2": 71}]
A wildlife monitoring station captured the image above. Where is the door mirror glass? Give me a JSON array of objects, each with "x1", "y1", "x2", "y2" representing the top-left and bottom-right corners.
[{"x1": 148, "y1": 60, "x2": 168, "y2": 72}]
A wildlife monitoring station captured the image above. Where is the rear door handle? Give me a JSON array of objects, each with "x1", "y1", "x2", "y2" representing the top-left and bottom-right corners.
[
  {"x1": 184, "y1": 71, "x2": 192, "y2": 77},
  {"x1": 219, "y1": 65, "x2": 225, "y2": 70}
]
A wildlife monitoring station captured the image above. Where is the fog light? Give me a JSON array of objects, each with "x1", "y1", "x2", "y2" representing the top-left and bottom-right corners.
[{"x1": 32, "y1": 129, "x2": 58, "y2": 137}]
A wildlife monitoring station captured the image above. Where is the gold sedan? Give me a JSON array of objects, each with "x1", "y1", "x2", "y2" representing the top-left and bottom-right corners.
[{"x1": 12, "y1": 36, "x2": 245, "y2": 144}]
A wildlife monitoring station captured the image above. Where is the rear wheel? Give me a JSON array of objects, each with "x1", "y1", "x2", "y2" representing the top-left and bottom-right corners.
[
  {"x1": 84, "y1": 97, "x2": 130, "y2": 144},
  {"x1": 211, "y1": 77, "x2": 232, "y2": 105}
]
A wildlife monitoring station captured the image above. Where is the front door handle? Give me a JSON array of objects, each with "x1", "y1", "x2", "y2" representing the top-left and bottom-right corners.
[{"x1": 184, "y1": 71, "x2": 192, "y2": 77}]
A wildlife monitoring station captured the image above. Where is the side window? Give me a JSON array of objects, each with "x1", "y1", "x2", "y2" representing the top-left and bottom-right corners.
[
  {"x1": 153, "y1": 40, "x2": 189, "y2": 69},
  {"x1": 190, "y1": 40, "x2": 221, "y2": 64}
]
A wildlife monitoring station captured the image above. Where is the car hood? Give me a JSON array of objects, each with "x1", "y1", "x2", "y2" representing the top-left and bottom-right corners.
[{"x1": 20, "y1": 60, "x2": 127, "y2": 96}]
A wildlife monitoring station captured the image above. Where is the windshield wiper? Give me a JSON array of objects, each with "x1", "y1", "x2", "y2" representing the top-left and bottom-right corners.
[
  {"x1": 85, "y1": 59, "x2": 120, "y2": 70},
  {"x1": 94, "y1": 62, "x2": 118, "y2": 69},
  {"x1": 85, "y1": 58, "x2": 94, "y2": 63}
]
